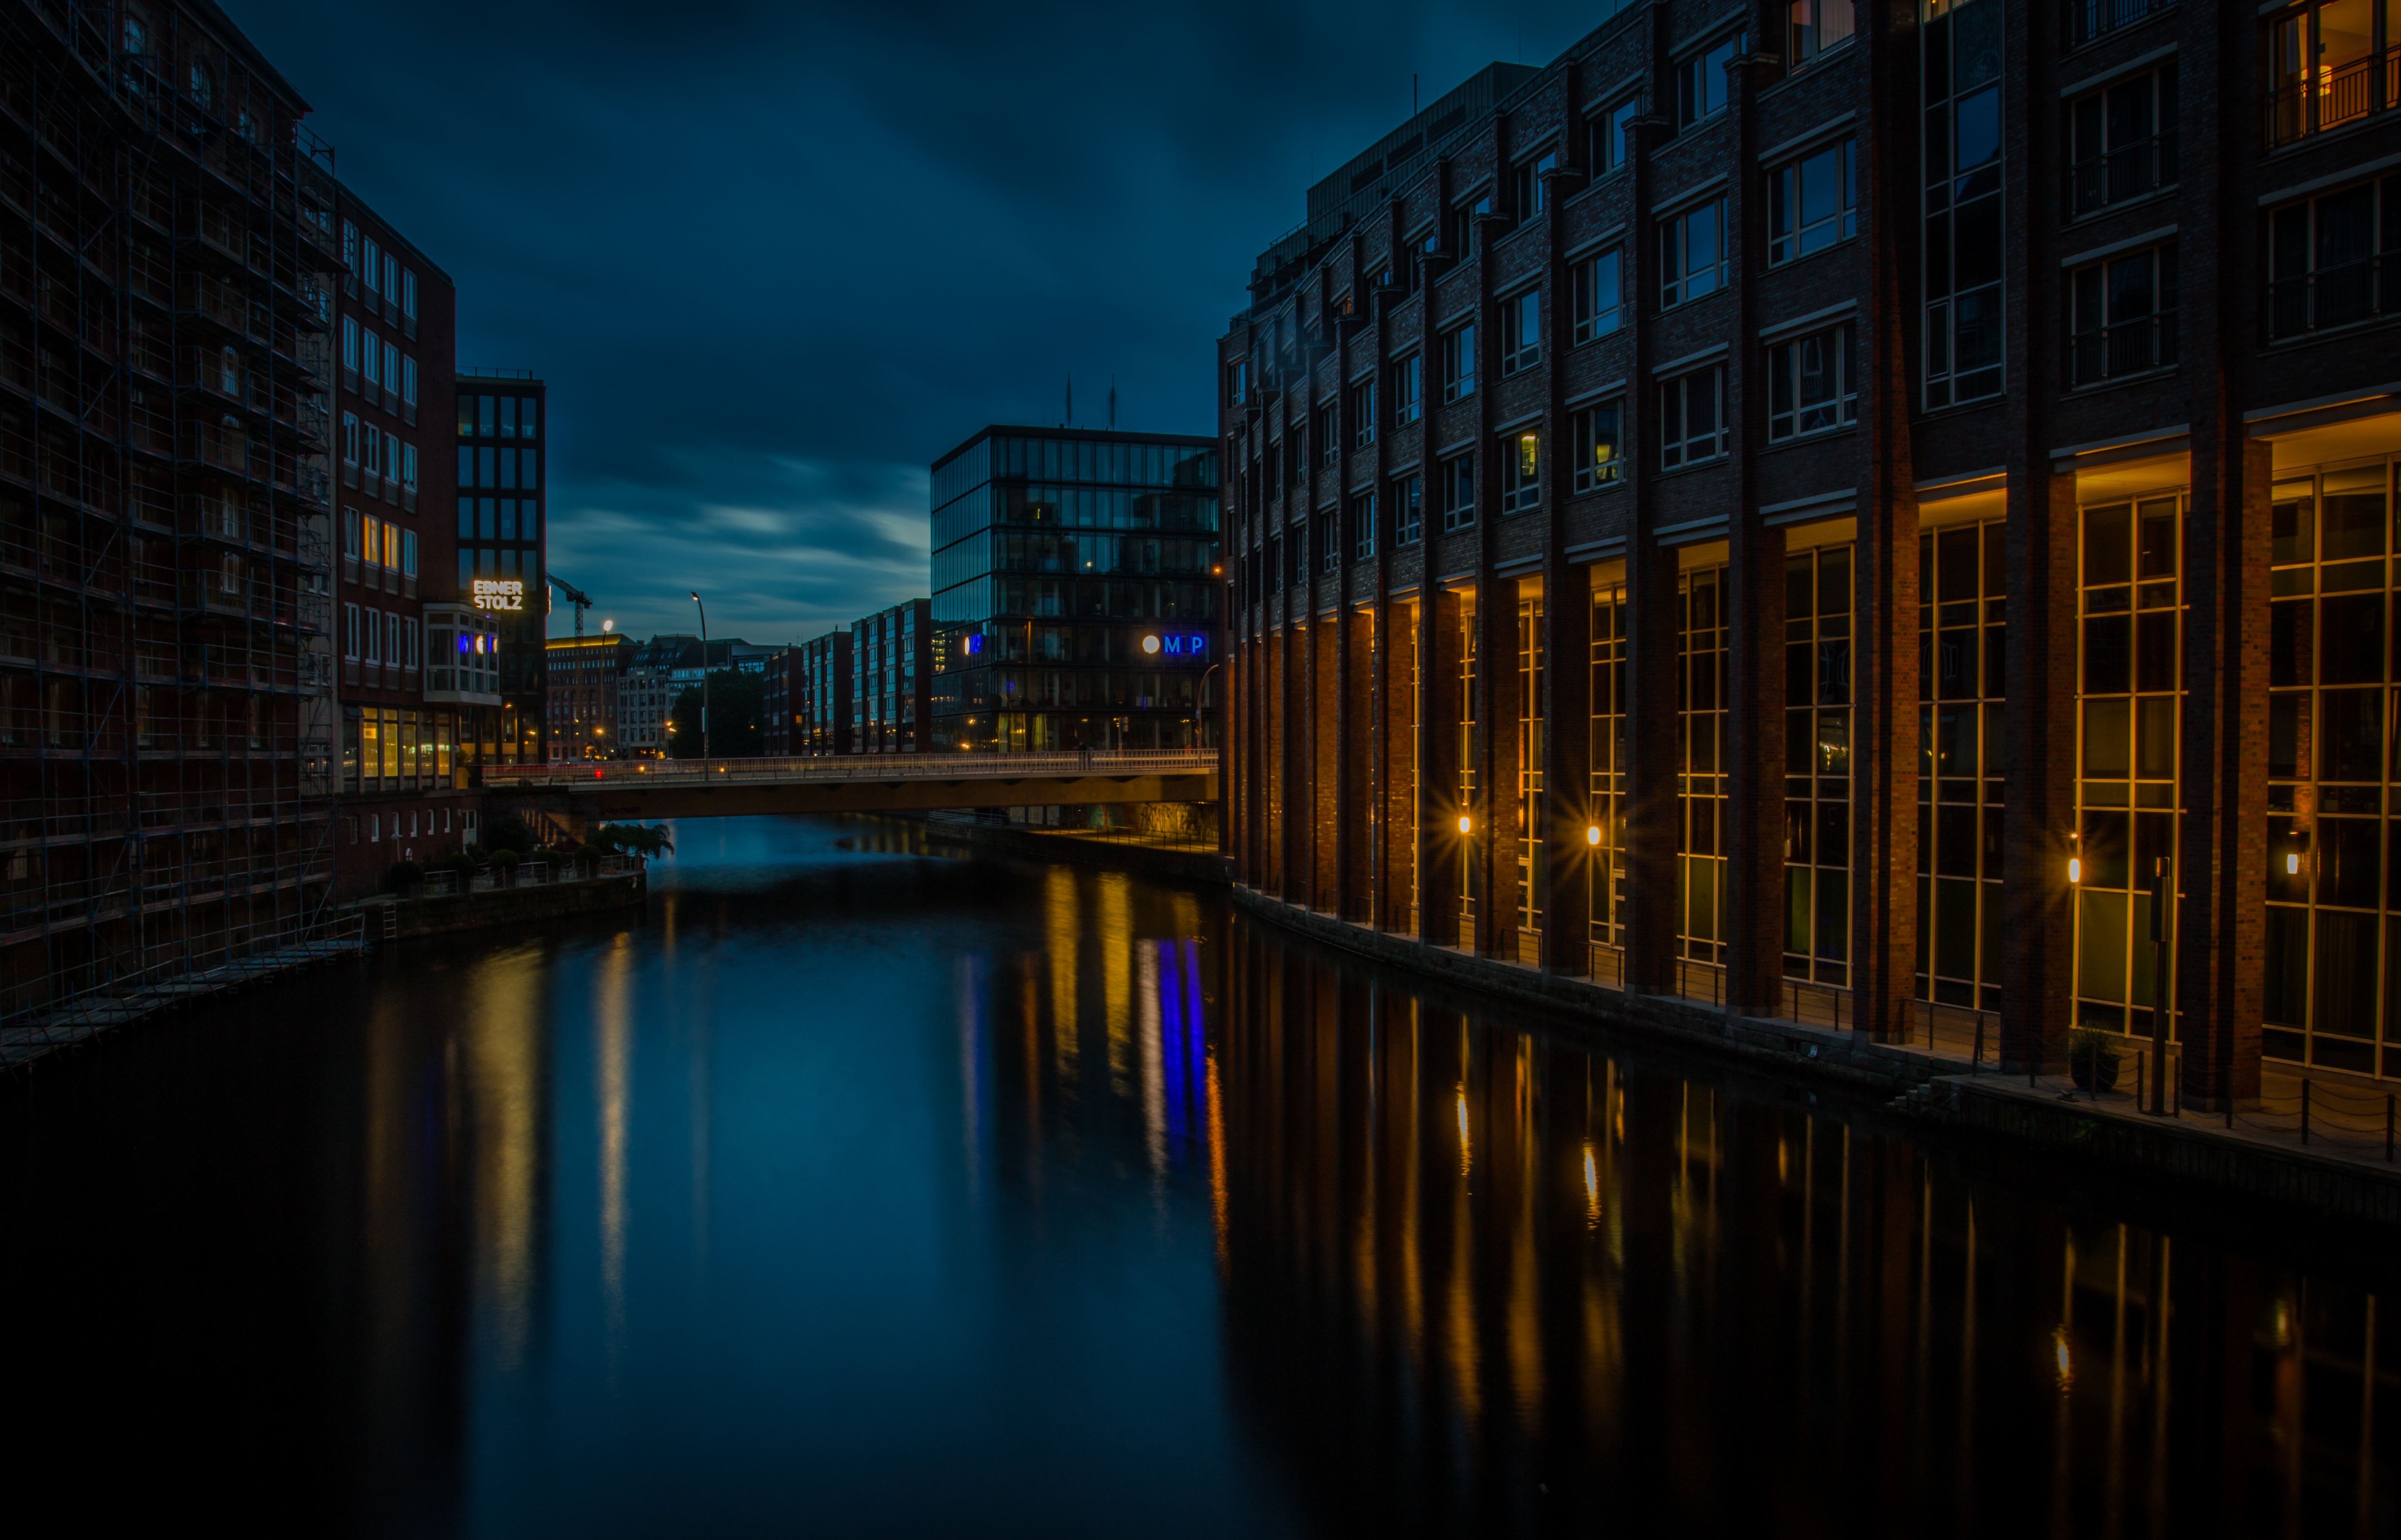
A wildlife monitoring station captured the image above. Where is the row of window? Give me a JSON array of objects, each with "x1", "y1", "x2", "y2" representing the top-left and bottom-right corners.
[
  {"x1": 340, "y1": 320, "x2": 417, "y2": 405},
  {"x1": 457, "y1": 395, "x2": 540, "y2": 441},
  {"x1": 459, "y1": 498, "x2": 540, "y2": 543},
  {"x1": 339, "y1": 415, "x2": 419, "y2": 487},
  {"x1": 341, "y1": 602, "x2": 419, "y2": 670},
  {"x1": 341, "y1": 510, "x2": 417, "y2": 579},
  {"x1": 338, "y1": 222, "x2": 421, "y2": 324},
  {"x1": 458, "y1": 446, "x2": 541, "y2": 492}
]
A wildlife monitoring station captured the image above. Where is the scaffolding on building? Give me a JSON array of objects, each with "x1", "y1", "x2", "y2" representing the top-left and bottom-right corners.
[{"x1": 0, "y1": 0, "x2": 342, "y2": 1022}]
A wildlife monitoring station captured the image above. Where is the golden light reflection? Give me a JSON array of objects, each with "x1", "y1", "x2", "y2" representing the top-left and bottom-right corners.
[
  {"x1": 597, "y1": 934, "x2": 634, "y2": 1348},
  {"x1": 1137, "y1": 945, "x2": 1166, "y2": 1181},
  {"x1": 1045, "y1": 868, "x2": 1079, "y2": 1078},
  {"x1": 1456, "y1": 1086, "x2": 1471, "y2": 1176},
  {"x1": 1100, "y1": 872, "x2": 1133, "y2": 1098},
  {"x1": 469, "y1": 944, "x2": 546, "y2": 1370},
  {"x1": 1583, "y1": 1142, "x2": 1600, "y2": 1228}
]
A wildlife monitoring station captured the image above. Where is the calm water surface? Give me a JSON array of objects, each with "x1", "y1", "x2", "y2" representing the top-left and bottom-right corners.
[{"x1": 5, "y1": 815, "x2": 2399, "y2": 1538}]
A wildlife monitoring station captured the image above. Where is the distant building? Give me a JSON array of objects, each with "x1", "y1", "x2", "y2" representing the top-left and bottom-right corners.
[
  {"x1": 452, "y1": 371, "x2": 548, "y2": 768},
  {"x1": 545, "y1": 633, "x2": 631, "y2": 759},
  {"x1": 928, "y1": 427, "x2": 1221, "y2": 752},
  {"x1": 796, "y1": 630, "x2": 855, "y2": 754},
  {"x1": 620, "y1": 634, "x2": 700, "y2": 757},
  {"x1": 851, "y1": 600, "x2": 932, "y2": 752},
  {"x1": 761, "y1": 645, "x2": 797, "y2": 756}
]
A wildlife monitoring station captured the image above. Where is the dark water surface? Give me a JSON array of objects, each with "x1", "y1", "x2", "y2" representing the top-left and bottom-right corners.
[{"x1": 6, "y1": 816, "x2": 2399, "y2": 1538}]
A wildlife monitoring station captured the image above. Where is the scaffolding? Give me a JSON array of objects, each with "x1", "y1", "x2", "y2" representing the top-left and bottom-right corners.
[{"x1": 0, "y1": 0, "x2": 340, "y2": 1021}]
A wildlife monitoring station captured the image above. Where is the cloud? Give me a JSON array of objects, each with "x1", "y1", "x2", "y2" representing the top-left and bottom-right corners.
[{"x1": 225, "y1": 0, "x2": 1609, "y2": 640}]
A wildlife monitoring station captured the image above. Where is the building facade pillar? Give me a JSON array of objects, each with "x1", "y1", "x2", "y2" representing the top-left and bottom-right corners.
[
  {"x1": 1624, "y1": 542, "x2": 1681, "y2": 994},
  {"x1": 1341, "y1": 605, "x2": 1375, "y2": 922},
  {"x1": 1382, "y1": 599, "x2": 1419, "y2": 934},
  {"x1": 1416, "y1": 588, "x2": 1464, "y2": 947},
  {"x1": 1312, "y1": 616, "x2": 1340, "y2": 910},
  {"x1": 1540, "y1": 569, "x2": 1593, "y2": 977},
  {"x1": 2001, "y1": 467, "x2": 2078, "y2": 1072},
  {"x1": 1723, "y1": 520, "x2": 1788, "y2": 1016}
]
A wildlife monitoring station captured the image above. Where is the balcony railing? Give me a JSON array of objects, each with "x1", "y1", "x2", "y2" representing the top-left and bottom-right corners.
[
  {"x1": 2068, "y1": 134, "x2": 2176, "y2": 216},
  {"x1": 2071, "y1": 313, "x2": 2179, "y2": 386},
  {"x1": 2073, "y1": 0, "x2": 2171, "y2": 45},
  {"x1": 2268, "y1": 254, "x2": 2396, "y2": 340},
  {"x1": 2264, "y1": 50, "x2": 2401, "y2": 148}
]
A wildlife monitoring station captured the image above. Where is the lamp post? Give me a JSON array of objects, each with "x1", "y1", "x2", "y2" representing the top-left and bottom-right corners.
[
  {"x1": 690, "y1": 591, "x2": 710, "y2": 761},
  {"x1": 1198, "y1": 660, "x2": 1222, "y2": 751}
]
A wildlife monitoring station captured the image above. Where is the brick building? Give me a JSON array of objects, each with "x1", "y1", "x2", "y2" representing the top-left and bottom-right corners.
[
  {"x1": 794, "y1": 628, "x2": 853, "y2": 754},
  {"x1": 929, "y1": 425, "x2": 1221, "y2": 752},
  {"x1": 0, "y1": 0, "x2": 342, "y2": 1011},
  {"x1": 545, "y1": 631, "x2": 626, "y2": 759},
  {"x1": 1221, "y1": 0, "x2": 2401, "y2": 1107},
  {"x1": 617, "y1": 633, "x2": 695, "y2": 757},
  {"x1": 760, "y1": 642, "x2": 795, "y2": 755},
  {"x1": 333, "y1": 188, "x2": 465, "y2": 893},
  {"x1": 851, "y1": 598, "x2": 932, "y2": 752}
]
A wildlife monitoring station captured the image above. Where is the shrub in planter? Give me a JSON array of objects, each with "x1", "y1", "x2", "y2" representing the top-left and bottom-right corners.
[
  {"x1": 385, "y1": 859, "x2": 425, "y2": 895},
  {"x1": 490, "y1": 847, "x2": 521, "y2": 878},
  {"x1": 578, "y1": 842, "x2": 605, "y2": 863},
  {"x1": 2067, "y1": 1027, "x2": 2122, "y2": 1093}
]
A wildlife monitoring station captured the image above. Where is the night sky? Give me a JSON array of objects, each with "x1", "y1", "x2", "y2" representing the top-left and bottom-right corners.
[{"x1": 231, "y1": 1, "x2": 1609, "y2": 645}]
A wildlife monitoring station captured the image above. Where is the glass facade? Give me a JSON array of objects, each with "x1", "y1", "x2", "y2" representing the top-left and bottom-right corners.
[
  {"x1": 1917, "y1": 520, "x2": 2006, "y2": 1011},
  {"x1": 931, "y1": 430, "x2": 1221, "y2": 752},
  {"x1": 1784, "y1": 545, "x2": 1853, "y2": 987},
  {"x1": 1589, "y1": 579, "x2": 1628, "y2": 964},
  {"x1": 1678, "y1": 567, "x2": 1729, "y2": 967}
]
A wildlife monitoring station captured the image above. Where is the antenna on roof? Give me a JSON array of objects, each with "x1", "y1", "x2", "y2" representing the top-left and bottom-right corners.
[
  {"x1": 1413, "y1": 73, "x2": 1418, "y2": 117},
  {"x1": 1064, "y1": 372, "x2": 1072, "y2": 429},
  {"x1": 1109, "y1": 375, "x2": 1117, "y2": 432}
]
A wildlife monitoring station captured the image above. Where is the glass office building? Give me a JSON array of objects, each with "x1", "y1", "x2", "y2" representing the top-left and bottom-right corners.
[{"x1": 929, "y1": 426, "x2": 1220, "y2": 752}]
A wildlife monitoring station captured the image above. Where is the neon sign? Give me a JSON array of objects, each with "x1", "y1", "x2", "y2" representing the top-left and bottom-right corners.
[
  {"x1": 473, "y1": 578, "x2": 524, "y2": 612},
  {"x1": 1141, "y1": 633, "x2": 1207, "y2": 658}
]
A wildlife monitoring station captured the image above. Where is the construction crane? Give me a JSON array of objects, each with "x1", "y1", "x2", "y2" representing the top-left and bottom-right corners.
[{"x1": 546, "y1": 571, "x2": 596, "y2": 636}]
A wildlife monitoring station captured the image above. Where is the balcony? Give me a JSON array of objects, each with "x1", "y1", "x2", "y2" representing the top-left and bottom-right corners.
[
  {"x1": 2264, "y1": 50, "x2": 2401, "y2": 148},
  {"x1": 2068, "y1": 134, "x2": 2176, "y2": 217},
  {"x1": 2269, "y1": 254, "x2": 2396, "y2": 339}
]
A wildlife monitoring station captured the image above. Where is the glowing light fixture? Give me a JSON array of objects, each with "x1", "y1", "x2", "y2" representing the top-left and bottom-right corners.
[
  {"x1": 2068, "y1": 858, "x2": 2081, "y2": 884},
  {"x1": 1457, "y1": 815, "x2": 1472, "y2": 835},
  {"x1": 1586, "y1": 825, "x2": 1601, "y2": 846},
  {"x1": 2288, "y1": 852, "x2": 2301, "y2": 875}
]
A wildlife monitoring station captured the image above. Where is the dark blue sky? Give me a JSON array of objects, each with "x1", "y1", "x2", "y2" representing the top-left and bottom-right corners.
[{"x1": 232, "y1": 0, "x2": 1608, "y2": 643}]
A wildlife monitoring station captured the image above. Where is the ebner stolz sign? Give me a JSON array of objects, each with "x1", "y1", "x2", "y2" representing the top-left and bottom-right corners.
[
  {"x1": 1140, "y1": 632, "x2": 1208, "y2": 659},
  {"x1": 474, "y1": 578, "x2": 525, "y2": 612}
]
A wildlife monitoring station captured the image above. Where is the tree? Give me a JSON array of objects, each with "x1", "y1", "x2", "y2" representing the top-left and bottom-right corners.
[
  {"x1": 668, "y1": 667, "x2": 766, "y2": 758},
  {"x1": 596, "y1": 822, "x2": 675, "y2": 858},
  {"x1": 483, "y1": 814, "x2": 536, "y2": 854}
]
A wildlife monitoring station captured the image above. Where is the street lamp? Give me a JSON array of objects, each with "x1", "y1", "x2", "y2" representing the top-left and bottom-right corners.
[{"x1": 690, "y1": 591, "x2": 710, "y2": 760}]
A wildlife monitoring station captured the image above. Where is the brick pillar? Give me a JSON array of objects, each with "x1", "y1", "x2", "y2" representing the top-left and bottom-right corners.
[
  {"x1": 1541, "y1": 569, "x2": 1593, "y2": 977},
  {"x1": 2001, "y1": 468, "x2": 2078, "y2": 1073},
  {"x1": 1850, "y1": 479, "x2": 1921, "y2": 1042},
  {"x1": 1342, "y1": 606, "x2": 1375, "y2": 922},
  {"x1": 1383, "y1": 600, "x2": 1419, "y2": 933},
  {"x1": 1478, "y1": 586, "x2": 1518, "y2": 958},
  {"x1": 1418, "y1": 587, "x2": 1463, "y2": 947},
  {"x1": 1313, "y1": 618, "x2": 1339, "y2": 910},
  {"x1": 1625, "y1": 543, "x2": 1681, "y2": 994},
  {"x1": 1724, "y1": 521, "x2": 1788, "y2": 1016},
  {"x1": 2179, "y1": 422, "x2": 2270, "y2": 1110}
]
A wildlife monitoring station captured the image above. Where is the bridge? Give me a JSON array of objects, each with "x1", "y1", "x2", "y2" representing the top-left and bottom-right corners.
[{"x1": 482, "y1": 749, "x2": 1219, "y2": 821}]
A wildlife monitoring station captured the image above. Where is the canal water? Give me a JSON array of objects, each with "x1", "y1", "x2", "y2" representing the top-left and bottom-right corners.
[{"x1": 5, "y1": 815, "x2": 2397, "y2": 1538}]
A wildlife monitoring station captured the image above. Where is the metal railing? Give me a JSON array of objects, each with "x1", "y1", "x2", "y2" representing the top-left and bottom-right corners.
[
  {"x1": 2070, "y1": 312, "x2": 2178, "y2": 386},
  {"x1": 2268, "y1": 255, "x2": 2396, "y2": 340},
  {"x1": 486, "y1": 748, "x2": 1219, "y2": 791},
  {"x1": 2263, "y1": 50, "x2": 2401, "y2": 147},
  {"x1": 2068, "y1": 133, "x2": 2176, "y2": 216}
]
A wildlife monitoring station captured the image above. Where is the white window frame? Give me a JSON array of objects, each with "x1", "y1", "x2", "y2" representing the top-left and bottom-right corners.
[{"x1": 1659, "y1": 367, "x2": 1726, "y2": 469}]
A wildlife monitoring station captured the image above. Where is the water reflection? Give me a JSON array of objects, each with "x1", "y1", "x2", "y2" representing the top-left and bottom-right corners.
[{"x1": 3, "y1": 815, "x2": 2397, "y2": 1539}]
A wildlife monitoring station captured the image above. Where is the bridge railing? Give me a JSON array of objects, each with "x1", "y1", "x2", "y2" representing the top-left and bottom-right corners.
[{"x1": 485, "y1": 749, "x2": 1219, "y2": 790}]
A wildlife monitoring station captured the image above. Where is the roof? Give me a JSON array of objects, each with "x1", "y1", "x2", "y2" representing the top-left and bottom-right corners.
[{"x1": 932, "y1": 423, "x2": 1219, "y2": 475}]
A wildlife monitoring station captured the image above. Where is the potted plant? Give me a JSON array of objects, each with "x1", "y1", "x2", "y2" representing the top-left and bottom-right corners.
[
  {"x1": 490, "y1": 847, "x2": 521, "y2": 886},
  {"x1": 2067, "y1": 1027, "x2": 2122, "y2": 1093},
  {"x1": 385, "y1": 859, "x2": 425, "y2": 900}
]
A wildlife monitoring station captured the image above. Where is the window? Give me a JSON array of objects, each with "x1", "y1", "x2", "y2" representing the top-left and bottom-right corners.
[
  {"x1": 341, "y1": 412, "x2": 359, "y2": 464},
  {"x1": 1320, "y1": 510, "x2": 1340, "y2": 574},
  {"x1": 500, "y1": 397, "x2": 517, "y2": 438},
  {"x1": 479, "y1": 396, "x2": 494, "y2": 436},
  {"x1": 1351, "y1": 492, "x2": 1377, "y2": 561},
  {"x1": 1393, "y1": 475, "x2": 1423, "y2": 546},
  {"x1": 1768, "y1": 326, "x2": 1859, "y2": 438},
  {"x1": 457, "y1": 396, "x2": 475, "y2": 437},
  {"x1": 2265, "y1": 0, "x2": 2398, "y2": 147},
  {"x1": 1514, "y1": 147, "x2": 1559, "y2": 216},
  {"x1": 1571, "y1": 401, "x2": 1624, "y2": 492},
  {"x1": 2069, "y1": 245, "x2": 2179, "y2": 385},
  {"x1": 1317, "y1": 404, "x2": 1339, "y2": 466},
  {"x1": 1227, "y1": 359, "x2": 1250, "y2": 405},
  {"x1": 2267, "y1": 175, "x2": 2401, "y2": 340},
  {"x1": 1394, "y1": 352, "x2": 1423, "y2": 425},
  {"x1": 362, "y1": 236, "x2": 381, "y2": 297},
  {"x1": 401, "y1": 269, "x2": 418, "y2": 322},
  {"x1": 1501, "y1": 430, "x2": 1540, "y2": 514},
  {"x1": 343, "y1": 507, "x2": 361, "y2": 562},
  {"x1": 1659, "y1": 200, "x2": 1727, "y2": 307},
  {"x1": 1572, "y1": 249, "x2": 1623, "y2": 343},
  {"x1": 342, "y1": 602, "x2": 360, "y2": 659},
  {"x1": 1924, "y1": 0, "x2": 2004, "y2": 409},
  {"x1": 1590, "y1": 97, "x2": 1642, "y2": 173},
  {"x1": 1677, "y1": 32, "x2": 1745, "y2": 127},
  {"x1": 383, "y1": 342, "x2": 399, "y2": 395},
  {"x1": 1787, "y1": 0, "x2": 1854, "y2": 69},
  {"x1": 401, "y1": 356, "x2": 418, "y2": 407},
  {"x1": 1350, "y1": 378, "x2": 1377, "y2": 448},
  {"x1": 341, "y1": 317, "x2": 358, "y2": 375},
  {"x1": 1659, "y1": 368, "x2": 1726, "y2": 469},
  {"x1": 1770, "y1": 140, "x2": 1856, "y2": 263},
  {"x1": 404, "y1": 617, "x2": 420, "y2": 671},
  {"x1": 2069, "y1": 67, "x2": 2177, "y2": 216},
  {"x1": 341, "y1": 220, "x2": 357, "y2": 280},
  {"x1": 1501, "y1": 290, "x2": 1541, "y2": 376},
  {"x1": 363, "y1": 606, "x2": 382, "y2": 665},
  {"x1": 401, "y1": 442, "x2": 419, "y2": 491},
  {"x1": 401, "y1": 529, "x2": 417, "y2": 578},
  {"x1": 1451, "y1": 192, "x2": 1493, "y2": 255},
  {"x1": 1440, "y1": 453, "x2": 1476, "y2": 533},
  {"x1": 361, "y1": 329, "x2": 379, "y2": 389},
  {"x1": 1441, "y1": 322, "x2": 1477, "y2": 402},
  {"x1": 2073, "y1": 0, "x2": 2171, "y2": 46},
  {"x1": 386, "y1": 613, "x2": 402, "y2": 670},
  {"x1": 384, "y1": 255, "x2": 399, "y2": 305}
]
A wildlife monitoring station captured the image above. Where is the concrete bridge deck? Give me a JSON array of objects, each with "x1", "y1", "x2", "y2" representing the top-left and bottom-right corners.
[{"x1": 483, "y1": 749, "x2": 1219, "y2": 820}]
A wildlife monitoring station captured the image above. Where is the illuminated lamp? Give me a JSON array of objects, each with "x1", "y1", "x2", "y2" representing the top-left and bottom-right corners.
[
  {"x1": 1586, "y1": 826, "x2": 1600, "y2": 846},
  {"x1": 1457, "y1": 815, "x2": 1472, "y2": 835}
]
